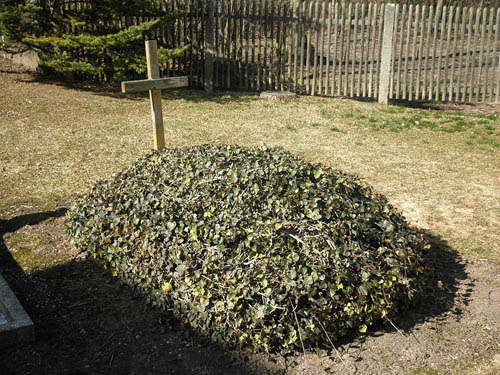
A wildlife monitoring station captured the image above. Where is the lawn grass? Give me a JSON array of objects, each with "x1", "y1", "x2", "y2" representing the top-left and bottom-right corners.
[
  {"x1": 1, "y1": 61, "x2": 499, "y2": 374},
  {"x1": 1, "y1": 71, "x2": 499, "y2": 265}
]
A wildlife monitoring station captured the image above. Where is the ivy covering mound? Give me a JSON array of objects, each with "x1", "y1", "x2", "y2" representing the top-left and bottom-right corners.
[{"x1": 66, "y1": 144, "x2": 427, "y2": 354}]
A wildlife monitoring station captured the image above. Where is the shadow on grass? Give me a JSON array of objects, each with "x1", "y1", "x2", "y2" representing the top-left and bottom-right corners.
[
  {"x1": 11, "y1": 70, "x2": 260, "y2": 105},
  {"x1": 0, "y1": 209, "x2": 255, "y2": 375},
  {"x1": 0, "y1": 211, "x2": 468, "y2": 374},
  {"x1": 0, "y1": 208, "x2": 68, "y2": 277}
]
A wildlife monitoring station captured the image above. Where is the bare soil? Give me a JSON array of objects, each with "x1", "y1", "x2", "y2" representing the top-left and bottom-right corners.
[{"x1": 1, "y1": 56, "x2": 499, "y2": 374}]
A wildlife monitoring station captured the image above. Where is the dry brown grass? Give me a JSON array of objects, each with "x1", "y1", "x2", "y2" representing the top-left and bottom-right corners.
[{"x1": 1, "y1": 57, "x2": 499, "y2": 374}]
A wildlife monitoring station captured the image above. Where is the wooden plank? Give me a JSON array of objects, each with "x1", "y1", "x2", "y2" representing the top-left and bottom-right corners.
[
  {"x1": 469, "y1": 7, "x2": 481, "y2": 102},
  {"x1": 225, "y1": 0, "x2": 231, "y2": 89},
  {"x1": 292, "y1": 1, "x2": 299, "y2": 91},
  {"x1": 239, "y1": 0, "x2": 244, "y2": 90},
  {"x1": 318, "y1": 1, "x2": 326, "y2": 95},
  {"x1": 443, "y1": 6, "x2": 454, "y2": 101},
  {"x1": 325, "y1": 1, "x2": 332, "y2": 96},
  {"x1": 251, "y1": 0, "x2": 257, "y2": 90},
  {"x1": 300, "y1": 1, "x2": 306, "y2": 92},
  {"x1": 375, "y1": 3, "x2": 385, "y2": 99},
  {"x1": 275, "y1": 0, "x2": 281, "y2": 90},
  {"x1": 403, "y1": 4, "x2": 413, "y2": 100},
  {"x1": 415, "y1": 5, "x2": 425, "y2": 100},
  {"x1": 448, "y1": 6, "x2": 460, "y2": 101},
  {"x1": 477, "y1": 7, "x2": 488, "y2": 102},
  {"x1": 214, "y1": 0, "x2": 220, "y2": 88},
  {"x1": 389, "y1": 4, "x2": 399, "y2": 100},
  {"x1": 205, "y1": 0, "x2": 215, "y2": 93},
  {"x1": 257, "y1": 0, "x2": 263, "y2": 91},
  {"x1": 362, "y1": 3, "x2": 370, "y2": 97},
  {"x1": 183, "y1": 0, "x2": 188, "y2": 76},
  {"x1": 305, "y1": 2, "x2": 312, "y2": 94},
  {"x1": 368, "y1": 3, "x2": 378, "y2": 98},
  {"x1": 463, "y1": 7, "x2": 473, "y2": 102},
  {"x1": 338, "y1": 1, "x2": 346, "y2": 96},
  {"x1": 312, "y1": 2, "x2": 320, "y2": 96},
  {"x1": 242, "y1": 0, "x2": 247, "y2": 90},
  {"x1": 378, "y1": 3, "x2": 396, "y2": 104},
  {"x1": 358, "y1": 3, "x2": 366, "y2": 97},
  {"x1": 495, "y1": 8, "x2": 500, "y2": 102},
  {"x1": 350, "y1": 3, "x2": 359, "y2": 97},
  {"x1": 286, "y1": 1, "x2": 292, "y2": 90},
  {"x1": 422, "y1": 5, "x2": 433, "y2": 99},
  {"x1": 332, "y1": 1, "x2": 340, "y2": 96},
  {"x1": 484, "y1": 7, "x2": 494, "y2": 101},
  {"x1": 263, "y1": 0, "x2": 269, "y2": 90},
  {"x1": 344, "y1": 2, "x2": 352, "y2": 96},
  {"x1": 409, "y1": 5, "x2": 419, "y2": 101},
  {"x1": 147, "y1": 40, "x2": 165, "y2": 150},
  {"x1": 178, "y1": 0, "x2": 184, "y2": 75},
  {"x1": 188, "y1": 0, "x2": 194, "y2": 84},
  {"x1": 396, "y1": 4, "x2": 406, "y2": 100},
  {"x1": 457, "y1": 7, "x2": 467, "y2": 102},
  {"x1": 270, "y1": 0, "x2": 275, "y2": 89},
  {"x1": 285, "y1": 1, "x2": 292, "y2": 90},
  {"x1": 122, "y1": 76, "x2": 189, "y2": 93},
  {"x1": 435, "y1": 6, "x2": 447, "y2": 101}
]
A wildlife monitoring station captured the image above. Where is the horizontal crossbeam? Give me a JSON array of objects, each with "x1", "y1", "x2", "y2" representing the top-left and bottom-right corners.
[{"x1": 121, "y1": 76, "x2": 189, "y2": 93}]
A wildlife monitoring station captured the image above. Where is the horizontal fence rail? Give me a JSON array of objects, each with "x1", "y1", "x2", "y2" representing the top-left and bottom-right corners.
[{"x1": 40, "y1": 1, "x2": 500, "y2": 103}]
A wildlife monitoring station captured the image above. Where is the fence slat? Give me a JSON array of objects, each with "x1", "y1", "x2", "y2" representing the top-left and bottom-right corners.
[
  {"x1": 477, "y1": 8, "x2": 488, "y2": 102},
  {"x1": 274, "y1": 0, "x2": 280, "y2": 90},
  {"x1": 389, "y1": 4, "x2": 398, "y2": 99},
  {"x1": 375, "y1": 3, "x2": 385, "y2": 99},
  {"x1": 350, "y1": 3, "x2": 359, "y2": 97},
  {"x1": 435, "y1": 6, "x2": 447, "y2": 101},
  {"x1": 362, "y1": 3, "x2": 371, "y2": 97},
  {"x1": 312, "y1": 2, "x2": 320, "y2": 96},
  {"x1": 396, "y1": 4, "x2": 406, "y2": 100},
  {"x1": 495, "y1": 8, "x2": 500, "y2": 102},
  {"x1": 326, "y1": 2, "x2": 332, "y2": 96},
  {"x1": 337, "y1": 1, "x2": 345, "y2": 96},
  {"x1": 332, "y1": 1, "x2": 339, "y2": 96},
  {"x1": 458, "y1": 7, "x2": 467, "y2": 102},
  {"x1": 263, "y1": 0, "x2": 268, "y2": 90},
  {"x1": 484, "y1": 7, "x2": 494, "y2": 101},
  {"x1": 319, "y1": 2, "x2": 326, "y2": 95},
  {"x1": 408, "y1": 5, "x2": 418, "y2": 101},
  {"x1": 344, "y1": 2, "x2": 352, "y2": 96},
  {"x1": 448, "y1": 7, "x2": 459, "y2": 101},
  {"x1": 403, "y1": 4, "x2": 412, "y2": 100},
  {"x1": 368, "y1": 3, "x2": 378, "y2": 98},
  {"x1": 469, "y1": 7, "x2": 480, "y2": 101},
  {"x1": 300, "y1": 2, "x2": 306, "y2": 93},
  {"x1": 443, "y1": 6, "x2": 454, "y2": 102}
]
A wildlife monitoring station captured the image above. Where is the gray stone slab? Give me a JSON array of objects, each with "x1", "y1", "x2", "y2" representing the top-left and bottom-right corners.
[{"x1": 0, "y1": 274, "x2": 35, "y2": 348}]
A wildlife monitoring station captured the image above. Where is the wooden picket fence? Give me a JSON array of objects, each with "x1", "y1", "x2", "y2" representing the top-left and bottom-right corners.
[
  {"x1": 44, "y1": 1, "x2": 500, "y2": 103},
  {"x1": 190, "y1": 0, "x2": 500, "y2": 103}
]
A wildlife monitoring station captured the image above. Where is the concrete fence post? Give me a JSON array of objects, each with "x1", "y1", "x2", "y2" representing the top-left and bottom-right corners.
[{"x1": 378, "y1": 3, "x2": 396, "y2": 104}]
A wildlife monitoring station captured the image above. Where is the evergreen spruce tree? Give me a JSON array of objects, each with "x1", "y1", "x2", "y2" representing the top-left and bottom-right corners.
[{"x1": 0, "y1": 0, "x2": 186, "y2": 81}]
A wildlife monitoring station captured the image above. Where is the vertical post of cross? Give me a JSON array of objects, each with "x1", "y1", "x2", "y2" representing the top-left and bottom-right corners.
[
  {"x1": 145, "y1": 40, "x2": 166, "y2": 150},
  {"x1": 378, "y1": 4, "x2": 396, "y2": 104}
]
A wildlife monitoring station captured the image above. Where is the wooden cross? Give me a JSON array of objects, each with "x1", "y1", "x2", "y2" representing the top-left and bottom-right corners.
[{"x1": 121, "y1": 40, "x2": 188, "y2": 150}]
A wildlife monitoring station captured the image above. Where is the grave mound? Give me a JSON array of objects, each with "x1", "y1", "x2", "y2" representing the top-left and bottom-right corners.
[{"x1": 66, "y1": 144, "x2": 427, "y2": 354}]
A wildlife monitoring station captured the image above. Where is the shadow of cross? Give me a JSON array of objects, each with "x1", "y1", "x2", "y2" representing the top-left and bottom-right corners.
[{"x1": 121, "y1": 40, "x2": 189, "y2": 150}]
